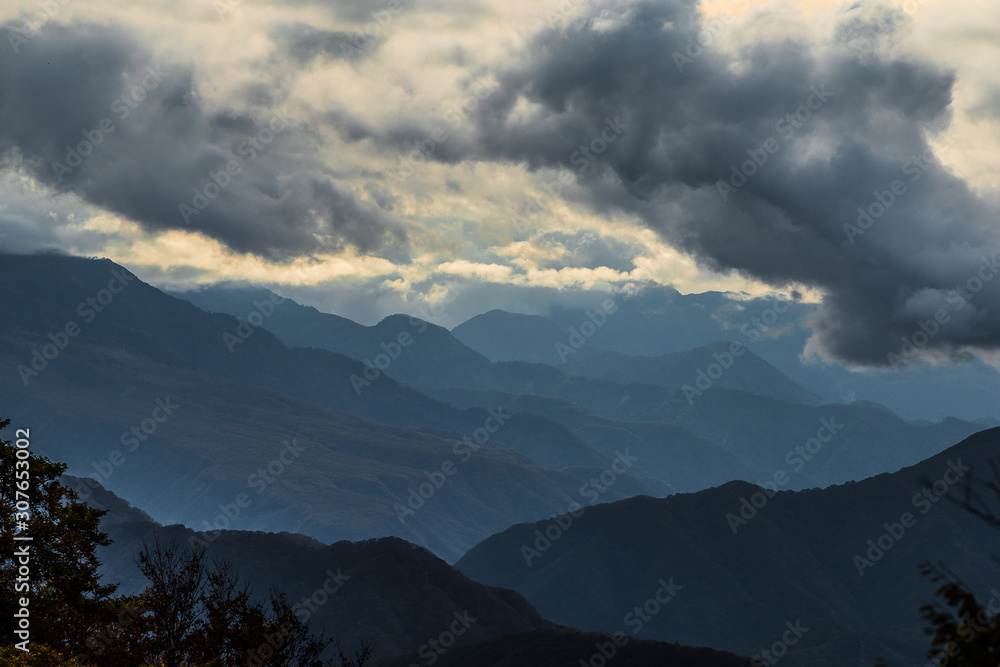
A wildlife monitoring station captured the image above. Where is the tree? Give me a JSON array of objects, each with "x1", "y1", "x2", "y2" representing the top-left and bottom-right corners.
[
  {"x1": 0, "y1": 418, "x2": 130, "y2": 663},
  {"x1": 916, "y1": 563, "x2": 999, "y2": 665},
  {"x1": 134, "y1": 539, "x2": 371, "y2": 667},
  {"x1": 135, "y1": 540, "x2": 205, "y2": 667}
]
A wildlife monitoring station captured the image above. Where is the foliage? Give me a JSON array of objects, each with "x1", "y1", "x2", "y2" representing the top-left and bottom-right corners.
[
  {"x1": 0, "y1": 643, "x2": 77, "y2": 666},
  {"x1": 0, "y1": 419, "x2": 123, "y2": 661},
  {"x1": 915, "y1": 564, "x2": 1000, "y2": 666},
  {"x1": 134, "y1": 539, "x2": 370, "y2": 667}
]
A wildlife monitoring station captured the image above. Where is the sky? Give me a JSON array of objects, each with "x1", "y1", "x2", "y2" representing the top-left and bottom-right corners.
[{"x1": 0, "y1": 0, "x2": 999, "y2": 366}]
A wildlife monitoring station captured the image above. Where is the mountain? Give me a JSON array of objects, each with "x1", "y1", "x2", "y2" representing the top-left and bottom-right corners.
[
  {"x1": 456, "y1": 428, "x2": 1000, "y2": 666},
  {"x1": 371, "y1": 630, "x2": 753, "y2": 667},
  {"x1": 561, "y1": 343, "x2": 824, "y2": 406},
  {"x1": 426, "y1": 386, "x2": 982, "y2": 491},
  {"x1": 426, "y1": 390, "x2": 755, "y2": 495},
  {"x1": 80, "y1": 478, "x2": 750, "y2": 666},
  {"x1": 452, "y1": 287, "x2": 743, "y2": 362},
  {"x1": 170, "y1": 279, "x2": 984, "y2": 491},
  {"x1": 451, "y1": 298, "x2": 1000, "y2": 423},
  {"x1": 1, "y1": 254, "x2": 984, "y2": 560},
  {"x1": 33, "y1": 352, "x2": 596, "y2": 562},
  {"x1": 171, "y1": 284, "x2": 500, "y2": 391},
  {"x1": 0, "y1": 253, "x2": 642, "y2": 561},
  {"x1": 451, "y1": 309, "x2": 603, "y2": 365},
  {"x1": 63, "y1": 474, "x2": 154, "y2": 525},
  {"x1": 166, "y1": 284, "x2": 368, "y2": 349},
  {"x1": 172, "y1": 285, "x2": 815, "y2": 407},
  {"x1": 85, "y1": 501, "x2": 555, "y2": 660}
]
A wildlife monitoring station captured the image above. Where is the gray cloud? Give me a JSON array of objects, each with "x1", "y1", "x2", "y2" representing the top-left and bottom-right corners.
[
  {"x1": 271, "y1": 22, "x2": 379, "y2": 64},
  {"x1": 452, "y1": 0, "x2": 1000, "y2": 367},
  {"x1": 318, "y1": 0, "x2": 485, "y2": 23},
  {"x1": 0, "y1": 21, "x2": 407, "y2": 260}
]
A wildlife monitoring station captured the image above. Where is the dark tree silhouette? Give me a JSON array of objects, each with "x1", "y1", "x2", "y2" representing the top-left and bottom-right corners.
[
  {"x1": 136, "y1": 540, "x2": 206, "y2": 667},
  {"x1": 135, "y1": 539, "x2": 371, "y2": 667},
  {"x1": 0, "y1": 418, "x2": 135, "y2": 664},
  {"x1": 916, "y1": 563, "x2": 999, "y2": 665}
]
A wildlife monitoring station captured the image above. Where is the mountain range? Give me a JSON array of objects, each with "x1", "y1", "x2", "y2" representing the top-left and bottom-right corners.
[
  {"x1": 457, "y1": 428, "x2": 1000, "y2": 666},
  {"x1": 74, "y1": 475, "x2": 753, "y2": 667},
  {"x1": 1, "y1": 254, "x2": 989, "y2": 563},
  {"x1": 4, "y1": 252, "x2": 999, "y2": 666}
]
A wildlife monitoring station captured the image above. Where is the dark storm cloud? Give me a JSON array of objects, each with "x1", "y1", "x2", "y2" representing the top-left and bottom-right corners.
[
  {"x1": 0, "y1": 21, "x2": 407, "y2": 260},
  {"x1": 458, "y1": 0, "x2": 1000, "y2": 367}
]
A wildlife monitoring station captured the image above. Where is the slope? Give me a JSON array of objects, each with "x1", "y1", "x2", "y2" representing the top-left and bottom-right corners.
[{"x1": 457, "y1": 428, "x2": 1000, "y2": 666}]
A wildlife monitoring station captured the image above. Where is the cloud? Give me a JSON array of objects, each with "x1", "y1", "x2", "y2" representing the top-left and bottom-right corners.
[
  {"x1": 2, "y1": 0, "x2": 998, "y2": 369},
  {"x1": 0, "y1": 20, "x2": 408, "y2": 261},
  {"x1": 270, "y1": 22, "x2": 379, "y2": 64},
  {"x1": 447, "y1": 0, "x2": 1000, "y2": 367},
  {"x1": 0, "y1": 171, "x2": 102, "y2": 254}
]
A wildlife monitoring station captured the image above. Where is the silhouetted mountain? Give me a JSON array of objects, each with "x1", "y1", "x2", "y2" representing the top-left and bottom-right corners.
[
  {"x1": 561, "y1": 288, "x2": 755, "y2": 352},
  {"x1": 172, "y1": 284, "x2": 499, "y2": 391},
  {"x1": 0, "y1": 254, "x2": 644, "y2": 560},
  {"x1": 167, "y1": 284, "x2": 368, "y2": 349},
  {"x1": 426, "y1": 390, "x2": 754, "y2": 495},
  {"x1": 2, "y1": 253, "x2": 986, "y2": 567},
  {"x1": 451, "y1": 309, "x2": 603, "y2": 365},
  {"x1": 78, "y1": 479, "x2": 752, "y2": 666},
  {"x1": 63, "y1": 474, "x2": 154, "y2": 524},
  {"x1": 88, "y1": 517, "x2": 555, "y2": 659},
  {"x1": 457, "y1": 428, "x2": 1000, "y2": 666},
  {"x1": 173, "y1": 285, "x2": 814, "y2": 407},
  {"x1": 372, "y1": 629, "x2": 752, "y2": 667}
]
